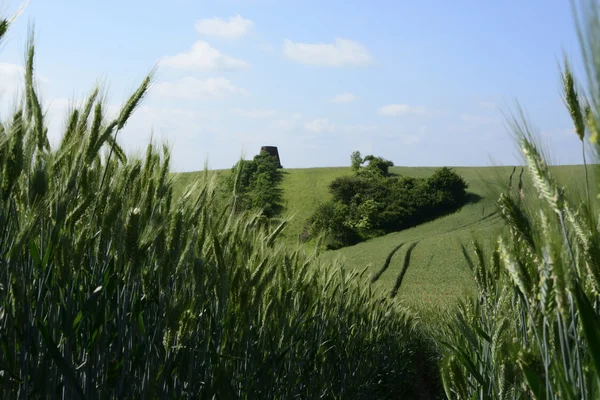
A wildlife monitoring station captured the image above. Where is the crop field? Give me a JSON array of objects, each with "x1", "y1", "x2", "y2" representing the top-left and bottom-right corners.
[
  {"x1": 6, "y1": 0, "x2": 600, "y2": 395},
  {"x1": 173, "y1": 164, "x2": 594, "y2": 321}
]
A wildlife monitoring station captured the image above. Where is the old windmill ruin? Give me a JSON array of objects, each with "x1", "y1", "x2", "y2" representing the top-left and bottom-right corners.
[{"x1": 260, "y1": 146, "x2": 282, "y2": 168}]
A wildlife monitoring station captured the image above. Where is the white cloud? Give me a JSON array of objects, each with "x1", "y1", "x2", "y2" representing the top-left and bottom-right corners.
[
  {"x1": 479, "y1": 101, "x2": 497, "y2": 110},
  {"x1": 0, "y1": 63, "x2": 24, "y2": 79},
  {"x1": 0, "y1": 62, "x2": 51, "y2": 100},
  {"x1": 259, "y1": 43, "x2": 274, "y2": 53},
  {"x1": 234, "y1": 108, "x2": 276, "y2": 118},
  {"x1": 46, "y1": 97, "x2": 72, "y2": 112},
  {"x1": 274, "y1": 119, "x2": 295, "y2": 130},
  {"x1": 195, "y1": 15, "x2": 253, "y2": 38},
  {"x1": 304, "y1": 118, "x2": 335, "y2": 133},
  {"x1": 399, "y1": 134, "x2": 421, "y2": 145},
  {"x1": 272, "y1": 113, "x2": 303, "y2": 130},
  {"x1": 0, "y1": 63, "x2": 24, "y2": 100},
  {"x1": 283, "y1": 38, "x2": 373, "y2": 67},
  {"x1": 447, "y1": 123, "x2": 470, "y2": 134},
  {"x1": 460, "y1": 113, "x2": 499, "y2": 124},
  {"x1": 43, "y1": 95, "x2": 213, "y2": 148},
  {"x1": 160, "y1": 41, "x2": 249, "y2": 70},
  {"x1": 131, "y1": 106, "x2": 206, "y2": 124},
  {"x1": 331, "y1": 93, "x2": 358, "y2": 103},
  {"x1": 153, "y1": 77, "x2": 247, "y2": 100},
  {"x1": 540, "y1": 128, "x2": 573, "y2": 139},
  {"x1": 378, "y1": 104, "x2": 428, "y2": 116},
  {"x1": 343, "y1": 124, "x2": 377, "y2": 133}
]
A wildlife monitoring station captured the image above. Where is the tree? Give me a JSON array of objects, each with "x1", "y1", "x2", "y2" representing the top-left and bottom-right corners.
[
  {"x1": 308, "y1": 152, "x2": 469, "y2": 249},
  {"x1": 350, "y1": 150, "x2": 362, "y2": 174},
  {"x1": 226, "y1": 152, "x2": 285, "y2": 218},
  {"x1": 362, "y1": 155, "x2": 394, "y2": 177}
]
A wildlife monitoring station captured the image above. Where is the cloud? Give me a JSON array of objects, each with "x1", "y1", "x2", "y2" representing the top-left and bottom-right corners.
[
  {"x1": 0, "y1": 62, "x2": 24, "y2": 79},
  {"x1": 153, "y1": 77, "x2": 247, "y2": 100},
  {"x1": 160, "y1": 41, "x2": 249, "y2": 70},
  {"x1": 0, "y1": 63, "x2": 24, "y2": 99},
  {"x1": 234, "y1": 108, "x2": 276, "y2": 118},
  {"x1": 460, "y1": 113, "x2": 500, "y2": 124},
  {"x1": 194, "y1": 15, "x2": 253, "y2": 38},
  {"x1": 259, "y1": 43, "x2": 274, "y2": 53},
  {"x1": 0, "y1": 62, "x2": 50, "y2": 100},
  {"x1": 378, "y1": 104, "x2": 428, "y2": 116},
  {"x1": 42, "y1": 94, "x2": 213, "y2": 147},
  {"x1": 540, "y1": 128, "x2": 573, "y2": 139},
  {"x1": 399, "y1": 134, "x2": 421, "y2": 145},
  {"x1": 272, "y1": 113, "x2": 303, "y2": 130},
  {"x1": 479, "y1": 101, "x2": 497, "y2": 110},
  {"x1": 283, "y1": 38, "x2": 373, "y2": 67},
  {"x1": 331, "y1": 93, "x2": 358, "y2": 103},
  {"x1": 447, "y1": 123, "x2": 471, "y2": 134},
  {"x1": 342, "y1": 124, "x2": 377, "y2": 133},
  {"x1": 0, "y1": 63, "x2": 50, "y2": 84},
  {"x1": 304, "y1": 118, "x2": 335, "y2": 133}
]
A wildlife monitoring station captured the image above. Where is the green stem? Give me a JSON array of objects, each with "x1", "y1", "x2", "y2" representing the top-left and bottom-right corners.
[{"x1": 583, "y1": 140, "x2": 590, "y2": 204}]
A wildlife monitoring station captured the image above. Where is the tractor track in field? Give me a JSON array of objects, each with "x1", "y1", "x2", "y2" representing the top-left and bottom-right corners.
[
  {"x1": 374, "y1": 210, "x2": 501, "y2": 251},
  {"x1": 390, "y1": 241, "x2": 420, "y2": 298},
  {"x1": 370, "y1": 242, "x2": 404, "y2": 284},
  {"x1": 443, "y1": 210, "x2": 501, "y2": 235}
]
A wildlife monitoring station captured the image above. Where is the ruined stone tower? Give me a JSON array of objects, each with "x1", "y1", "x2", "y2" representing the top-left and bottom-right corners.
[{"x1": 260, "y1": 146, "x2": 282, "y2": 168}]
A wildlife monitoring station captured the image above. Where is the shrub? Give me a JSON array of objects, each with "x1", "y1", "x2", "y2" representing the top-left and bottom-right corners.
[
  {"x1": 426, "y1": 166, "x2": 468, "y2": 208},
  {"x1": 349, "y1": 150, "x2": 394, "y2": 178},
  {"x1": 309, "y1": 201, "x2": 363, "y2": 248},
  {"x1": 329, "y1": 174, "x2": 372, "y2": 203},
  {"x1": 225, "y1": 150, "x2": 284, "y2": 218},
  {"x1": 309, "y1": 156, "x2": 469, "y2": 249},
  {"x1": 362, "y1": 154, "x2": 394, "y2": 177},
  {"x1": 350, "y1": 150, "x2": 362, "y2": 174}
]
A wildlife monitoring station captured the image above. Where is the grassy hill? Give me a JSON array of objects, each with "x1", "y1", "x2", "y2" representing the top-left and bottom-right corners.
[
  {"x1": 174, "y1": 164, "x2": 593, "y2": 318},
  {"x1": 278, "y1": 166, "x2": 511, "y2": 317}
]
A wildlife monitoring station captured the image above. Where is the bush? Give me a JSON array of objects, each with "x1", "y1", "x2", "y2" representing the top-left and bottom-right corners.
[
  {"x1": 426, "y1": 166, "x2": 468, "y2": 208},
  {"x1": 350, "y1": 151, "x2": 394, "y2": 178},
  {"x1": 224, "y1": 150, "x2": 284, "y2": 218},
  {"x1": 329, "y1": 174, "x2": 373, "y2": 204},
  {"x1": 310, "y1": 201, "x2": 363, "y2": 248},
  {"x1": 350, "y1": 150, "x2": 362, "y2": 174},
  {"x1": 362, "y1": 154, "x2": 394, "y2": 177},
  {"x1": 309, "y1": 157, "x2": 469, "y2": 249}
]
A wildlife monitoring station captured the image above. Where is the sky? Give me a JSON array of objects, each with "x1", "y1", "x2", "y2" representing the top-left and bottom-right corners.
[{"x1": 0, "y1": 0, "x2": 592, "y2": 172}]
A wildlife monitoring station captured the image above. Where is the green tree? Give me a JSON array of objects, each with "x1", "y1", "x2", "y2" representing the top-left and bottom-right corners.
[
  {"x1": 362, "y1": 155, "x2": 394, "y2": 177},
  {"x1": 227, "y1": 151, "x2": 285, "y2": 218},
  {"x1": 309, "y1": 152, "x2": 469, "y2": 249},
  {"x1": 350, "y1": 150, "x2": 362, "y2": 174}
]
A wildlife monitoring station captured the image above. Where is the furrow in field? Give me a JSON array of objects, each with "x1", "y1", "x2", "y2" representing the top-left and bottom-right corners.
[
  {"x1": 390, "y1": 241, "x2": 420, "y2": 298},
  {"x1": 370, "y1": 242, "x2": 404, "y2": 284}
]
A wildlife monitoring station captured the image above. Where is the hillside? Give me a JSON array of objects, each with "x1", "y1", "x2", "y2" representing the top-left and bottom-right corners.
[
  {"x1": 174, "y1": 164, "x2": 593, "y2": 316},
  {"x1": 277, "y1": 166, "x2": 506, "y2": 315}
]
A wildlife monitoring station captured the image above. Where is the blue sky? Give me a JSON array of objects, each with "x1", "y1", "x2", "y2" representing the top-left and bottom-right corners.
[{"x1": 0, "y1": 0, "x2": 590, "y2": 171}]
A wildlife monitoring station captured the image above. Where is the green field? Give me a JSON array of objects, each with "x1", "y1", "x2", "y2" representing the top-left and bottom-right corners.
[
  {"x1": 279, "y1": 166, "x2": 511, "y2": 317},
  {"x1": 175, "y1": 164, "x2": 593, "y2": 316},
  {"x1": 7, "y1": 1, "x2": 600, "y2": 395}
]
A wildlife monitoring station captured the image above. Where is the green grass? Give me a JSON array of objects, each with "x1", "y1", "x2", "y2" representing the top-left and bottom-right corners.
[
  {"x1": 278, "y1": 166, "x2": 351, "y2": 244},
  {"x1": 174, "y1": 164, "x2": 595, "y2": 320}
]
